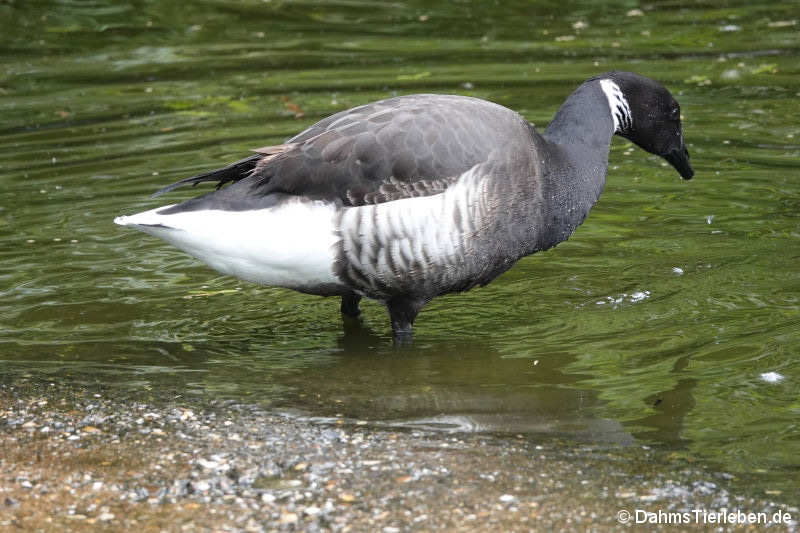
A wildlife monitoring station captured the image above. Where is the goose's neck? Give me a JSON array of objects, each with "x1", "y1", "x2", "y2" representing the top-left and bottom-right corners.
[
  {"x1": 532, "y1": 79, "x2": 622, "y2": 248},
  {"x1": 543, "y1": 78, "x2": 617, "y2": 153}
]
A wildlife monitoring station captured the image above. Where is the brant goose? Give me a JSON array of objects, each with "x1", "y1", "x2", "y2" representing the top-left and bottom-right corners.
[{"x1": 115, "y1": 71, "x2": 693, "y2": 342}]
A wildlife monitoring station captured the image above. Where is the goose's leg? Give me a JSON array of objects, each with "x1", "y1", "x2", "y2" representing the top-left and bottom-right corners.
[
  {"x1": 340, "y1": 293, "x2": 362, "y2": 318},
  {"x1": 387, "y1": 297, "x2": 426, "y2": 345}
]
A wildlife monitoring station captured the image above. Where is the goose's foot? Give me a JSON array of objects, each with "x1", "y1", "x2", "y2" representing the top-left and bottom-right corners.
[
  {"x1": 392, "y1": 326, "x2": 414, "y2": 347},
  {"x1": 341, "y1": 313, "x2": 366, "y2": 337},
  {"x1": 387, "y1": 296, "x2": 426, "y2": 346},
  {"x1": 338, "y1": 319, "x2": 380, "y2": 351},
  {"x1": 340, "y1": 293, "x2": 362, "y2": 318},
  {"x1": 340, "y1": 293, "x2": 366, "y2": 337}
]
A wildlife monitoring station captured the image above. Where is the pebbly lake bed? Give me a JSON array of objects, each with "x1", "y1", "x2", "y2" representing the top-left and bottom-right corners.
[
  {"x1": 1, "y1": 0, "x2": 799, "y2": 530},
  {"x1": 1, "y1": 377, "x2": 797, "y2": 531}
]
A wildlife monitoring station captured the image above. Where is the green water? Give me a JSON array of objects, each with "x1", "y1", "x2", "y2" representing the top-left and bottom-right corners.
[{"x1": 2, "y1": 0, "x2": 799, "y2": 500}]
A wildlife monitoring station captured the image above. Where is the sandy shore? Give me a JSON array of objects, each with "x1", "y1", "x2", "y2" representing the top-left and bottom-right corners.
[{"x1": 1, "y1": 379, "x2": 795, "y2": 532}]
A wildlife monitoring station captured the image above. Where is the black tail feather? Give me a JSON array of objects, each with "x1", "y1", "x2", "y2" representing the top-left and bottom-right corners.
[{"x1": 151, "y1": 154, "x2": 263, "y2": 198}]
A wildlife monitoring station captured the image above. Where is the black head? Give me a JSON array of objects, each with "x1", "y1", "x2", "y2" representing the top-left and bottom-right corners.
[{"x1": 602, "y1": 71, "x2": 694, "y2": 180}]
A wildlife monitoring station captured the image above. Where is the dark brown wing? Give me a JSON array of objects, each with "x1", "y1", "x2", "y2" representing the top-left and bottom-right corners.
[
  {"x1": 154, "y1": 94, "x2": 535, "y2": 211},
  {"x1": 151, "y1": 145, "x2": 295, "y2": 198}
]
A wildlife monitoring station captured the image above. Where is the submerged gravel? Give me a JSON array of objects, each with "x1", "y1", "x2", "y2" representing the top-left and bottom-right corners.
[{"x1": 1, "y1": 380, "x2": 796, "y2": 532}]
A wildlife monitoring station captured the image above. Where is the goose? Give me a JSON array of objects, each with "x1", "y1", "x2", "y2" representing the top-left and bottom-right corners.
[{"x1": 115, "y1": 71, "x2": 693, "y2": 342}]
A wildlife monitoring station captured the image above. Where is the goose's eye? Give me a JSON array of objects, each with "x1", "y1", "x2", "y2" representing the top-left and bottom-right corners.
[{"x1": 670, "y1": 107, "x2": 680, "y2": 120}]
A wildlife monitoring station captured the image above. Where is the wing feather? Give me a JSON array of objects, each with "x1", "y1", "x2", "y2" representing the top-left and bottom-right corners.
[{"x1": 152, "y1": 94, "x2": 533, "y2": 208}]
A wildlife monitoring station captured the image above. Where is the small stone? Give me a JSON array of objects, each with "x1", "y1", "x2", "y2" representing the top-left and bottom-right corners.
[
  {"x1": 499, "y1": 494, "x2": 517, "y2": 503},
  {"x1": 627, "y1": 8, "x2": 644, "y2": 16},
  {"x1": 197, "y1": 458, "x2": 219, "y2": 470},
  {"x1": 98, "y1": 512, "x2": 115, "y2": 522},
  {"x1": 261, "y1": 493, "x2": 276, "y2": 504},
  {"x1": 279, "y1": 512, "x2": 298, "y2": 524},
  {"x1": 339, "y1": 492, "x2": 356, "y2": 503}
]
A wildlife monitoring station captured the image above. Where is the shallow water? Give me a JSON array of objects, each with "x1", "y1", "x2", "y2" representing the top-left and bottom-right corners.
[{"x1": 1, "y1": 0, "x2": 799, "y2": 501}]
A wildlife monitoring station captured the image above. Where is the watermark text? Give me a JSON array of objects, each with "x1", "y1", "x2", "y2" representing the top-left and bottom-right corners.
[{"x1": 617, "y1": 508, "x2": 792, "y2": 526}]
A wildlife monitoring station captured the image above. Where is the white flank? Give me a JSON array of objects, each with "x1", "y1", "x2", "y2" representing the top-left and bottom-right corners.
[
  {"x1": 338, "y1": 163, "x2": 487, "y2": 289},
  {"x1": 114, "y1": 199, "x2": 340, "y2": 290},
  {"x1": 599, "y1": 79, "x2": 632, "y2": 134}
]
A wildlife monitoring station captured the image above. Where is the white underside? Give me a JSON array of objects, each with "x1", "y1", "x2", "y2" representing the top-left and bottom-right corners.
[
  {"x1": 114, "y1": 199, "x2": 340, "y2": 291},
  {"x1": 338, "y1": 164, "x2": 487, "y2": 290},
  {"x1": 116, "y1": 164, "x2": 490, "y2": 295}
]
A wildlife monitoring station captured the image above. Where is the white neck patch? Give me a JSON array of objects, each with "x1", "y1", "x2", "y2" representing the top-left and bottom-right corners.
[{"x1": 599, "y1": 79, "x2": 632, "y2": 134}]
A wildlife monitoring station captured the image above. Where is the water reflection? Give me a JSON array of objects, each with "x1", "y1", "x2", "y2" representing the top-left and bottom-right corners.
[
  {"x1": 636, "y1": 351, "x2": 697, "y2": 445},
  {"x1": 272, "y1": 330, "x2": 635, "y2": 444}
]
